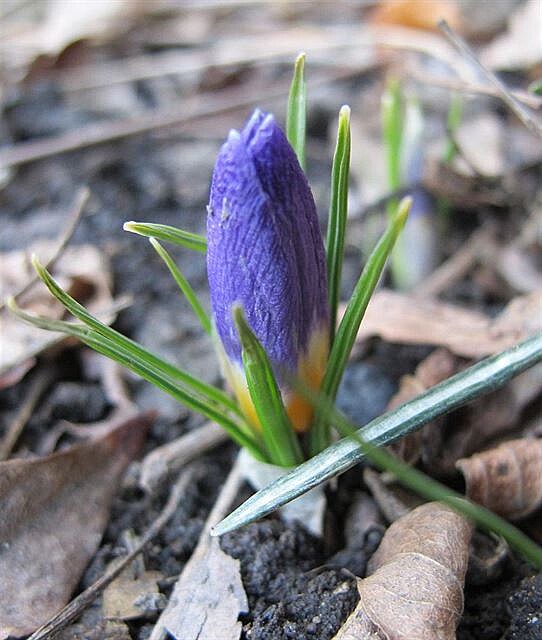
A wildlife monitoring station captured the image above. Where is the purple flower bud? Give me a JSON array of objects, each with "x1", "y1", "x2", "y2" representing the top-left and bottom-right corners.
[{"x1": 207, "y1": 109, "x2": 329, "y2": 431}]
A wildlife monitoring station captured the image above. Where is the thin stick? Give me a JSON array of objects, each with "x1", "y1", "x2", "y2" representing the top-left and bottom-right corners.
[
  {"x1": 149, "y1": 457, "x2": 242, "y2": 640},
  {"x1": 0, "y1": 69, "x2": 361, "y2": 170},
  {"x1": 28, "y1": 465, "x2": 196, "y2": 640},
  {"x1": 0, "y1": 188, "x2": 89, "y2": 310},
  {"x1": 438, "y1": 20, "x2": 542, "y2": 138},
  {"x1": 139, "y1": 421, "x2": 229, "y2": 493},
  {"x1": 416, "y1": 227, "x2": 492, "y2": 298},
  {"x1": 0, "y1": 369, "x2": 49, "y2": 460},
  {"x1": 406, "y1": 65, "x2": 542, "y2": 110}
]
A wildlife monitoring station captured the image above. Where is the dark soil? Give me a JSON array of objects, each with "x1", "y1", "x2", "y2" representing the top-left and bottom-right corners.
[{"x1": 221, "y1": 520, "x2": 359, "y2": 640}]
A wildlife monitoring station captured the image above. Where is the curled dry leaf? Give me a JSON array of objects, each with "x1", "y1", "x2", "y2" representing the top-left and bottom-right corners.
[
  {"x1": 457, "y1": 439, "x2": 542, "y2": 520},
  {"x1": 0, "y1": 241, "x2": 115, "y2": 387},
  {"x1": 0, "y1": 413, "x2": 152, "y2": 639},
  {"x1": 354, "y1": 290, "x2": 542, "y2": 359},
  {"x1": 387, "y1": 349, "x2": 460, "y2": 464},
  {"x1": 335, "y1": 503, "x2": 472, "y2": 640}
]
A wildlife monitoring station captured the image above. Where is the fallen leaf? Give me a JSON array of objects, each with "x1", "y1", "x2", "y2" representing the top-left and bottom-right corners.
[
  {"x1": 0, "y1": 413, "x2": 151, "y2": 639},
  {"x1": 162, "y1": 538, "x2": 247, "y2": 640},
  {"x1": 353, "y1": 290, "x2": 542, "y2": 358},
  {"x1": 335, "y1": 502, "x2": 472, "y2": 640},
  {"x1": 438, "y1": 363, "x2": 542, "y2": 472},
  {"x1": 457, "y1": 439, "x2": 542, "y2": 520},
  {"x1": 0, "y1": 241, "x2": 115, "y2": 386},
  {"x1": 103, "y1": 566, "x2": 165, "y2": 621},
  {"x1": 387, "y1": 349, "x2": 460, "y2": 464}
]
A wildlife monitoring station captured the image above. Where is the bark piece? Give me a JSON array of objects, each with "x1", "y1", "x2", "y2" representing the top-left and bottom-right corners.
[
  {"x1": 457, "y1": 439, "x2": 542, "y2": 520},
  {"x1": 335, "y1": 502, "x2": 472, "y2": 640},
  {"x1": 353, "y1": 290, "x2": 542, "y2": 358},
  {"x1": 0, "y1": 413, "x2": 151, "y2": 639}
]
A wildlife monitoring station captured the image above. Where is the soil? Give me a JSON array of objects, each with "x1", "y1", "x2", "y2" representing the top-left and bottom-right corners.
[{"x1": 1, "y1": 7, "x2": 542, "y2": 638}]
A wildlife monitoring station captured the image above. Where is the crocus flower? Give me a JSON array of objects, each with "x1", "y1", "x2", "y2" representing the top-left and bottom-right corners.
[{"x1": 207, "y1": 109, "x2": 329, "y2": 432}]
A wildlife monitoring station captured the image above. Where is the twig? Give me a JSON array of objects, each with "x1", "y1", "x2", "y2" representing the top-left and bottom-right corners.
[
  {"x1": 406, "y1": 65, "x2": 542, "y2": 110},
  {"x1": 438, "y1": 20, "x2": 542, "y2": 139},
  {"x1": 0, "y1": 68, "x2": 361, "y2": 170},
  {"x1": 28, "y1": 465, "x2": 196, "y2": 640},
  {"x1": 0, "y1": 368, "x2": 50, "y2": 460},
  {"x1": 416, "y1": 227, "x2": 493, "y2": 298},
  {"x1": 139, "y1": 421, "x2": 229, "y2": 493},
  {"x1": 149, "y1": 456, "x2": 242, "y2": 640},
  {"x1": 0, "y1": 187, "x2": 89, "y2": 311}
]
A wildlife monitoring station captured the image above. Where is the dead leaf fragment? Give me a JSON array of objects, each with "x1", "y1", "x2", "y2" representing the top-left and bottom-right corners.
[
  {"x1": 457, "y1": 439, "x2": 542, "y2": 520},
  {"x1": 388, "y1": 349, "x2": 460, "y2": 464},
  {"x1": 103, "y1": 566, "x2": 165, "y2": 621},
  {"x1": 0, "y1": 241, "x2": 115, "y2": 385},
  {"x1": 163, "y1": 538, "x2": 247, "y2": 640},
  {"x1": 0, "y1": 413, "x2": 152, "y2": 639},
  {"x1": 354, "y1": 290, "x2": 542, "y2": 358},
  {"x1": 335, "y1": 502, "x2": 472, "y2": 640}
]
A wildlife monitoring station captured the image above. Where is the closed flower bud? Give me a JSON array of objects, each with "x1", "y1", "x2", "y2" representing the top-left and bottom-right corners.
[{"x1": 207, "y1": 109, "x2": 329, "y2": 432}]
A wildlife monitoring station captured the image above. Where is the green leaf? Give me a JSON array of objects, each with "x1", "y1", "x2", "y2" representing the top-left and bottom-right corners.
[
  {"x1": 150, "y1": 238, "x2": 211, "y2": 335},
  {"x1": 286, "y1": 52, "x2": 307, "y2": 170},
  {"x1": 382, "y1": 76, "x2": 403, "y2": 214},
  {"x1": 124, "y1": 221, "x2": 207, "y2": 253},
  {"x1": 310, "y1": 197, "x2": 411, "y2": 455},
  {"x1": 7, "y1": 298, "x2": 267, "y2": 461},
  {"x1": 443, "y1": 92, "x2": 462, "y2": 164},
  {"x1": 326, "y1": 105, "x2": 351, "y2": 346},
  {"x1": 331, "y1": 411, "x2": 542, "y2": 570},
  {"x1": 233, "y1": 305, "x2": 303, "y2": 467},
  {"x1": 31, "y1": 256, "x2": 241, "y2": 418},
  {"x1": 213, "y1": 331, "x2": 542, "y2": 559}
]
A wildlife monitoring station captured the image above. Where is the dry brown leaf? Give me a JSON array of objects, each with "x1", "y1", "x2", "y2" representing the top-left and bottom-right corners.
[
  {"x1": 388, "y1": 349, "x2": 460, "y2": 464},
  {"x1": 457, "y1": 439, "x2": 542, "y2": 520},
  {"x1": 0, "y1": 413, "x2": 152, "y2": 639},
  {"x1": 0, "y1": 241, "x2": 115, "y2": 386},
  {"x1": 335, "y1": 503, "x2": 472, "y2": 640},
  {"x1": 161, "y1": 537, "x2": 247, "y2": 640},
  {"x1": 103, "y1": 566, "x2": 164, "y2": 621},
  {"x1": 353, "y1": 290, "x2": 542, "y2": 358}
]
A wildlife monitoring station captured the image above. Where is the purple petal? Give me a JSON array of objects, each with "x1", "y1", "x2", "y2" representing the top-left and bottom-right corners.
[{"x1": 207, "y1": 109, "x2": 328, "y2": 380}]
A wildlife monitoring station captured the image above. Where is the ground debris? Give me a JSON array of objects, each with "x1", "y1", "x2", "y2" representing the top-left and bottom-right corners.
[
  {"x1": 354, "y1": 290, "x2": 542, "y2": 358},
  {"x1": 0, "y1": 413, "x2": 151, "y2": 639},
  {"x1": 334, "y1": 502, "x2": 472, "y2": 640},
  {"x1": 457, "y1": 438, "x2": 542, "y2": 520}
]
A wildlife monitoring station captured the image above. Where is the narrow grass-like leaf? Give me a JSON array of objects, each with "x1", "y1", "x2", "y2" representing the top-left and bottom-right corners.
[
  {"x1": 326, "y1": 105, "x2": 351, "y2": 345},
  {"x1": 304, "y1": 380, "x2": 542, "y2": 569},
  {"x1": 310, "y1": 197, "x2": 411, "y2": 455},
  {"x1": 124, "y1": 221, "x2": 207, "y2": 253},
  {"x1": 443, "y1": 92, "x2": 462, "y2": 164},
  {"x1": 7, "y1": 298, "x2": 267, "y2": 460},
  {"x1": 382, "y1": 76, "x2": 403, "y2": 217},
  {"x1": 233, "y1": 305, "x2": 303, "y2": 467},
  {"x1": 31, "y1": 257, "x2": 241, "y2": 418},
  {"x1": 213, "y1": 331, "x2": 542, "y2": 538},
  {"x1": 150, "y1": 238, "x2": 211, "y2": 335},
  {"x1": 286, "y1": 52, "x2": 307, "y2": 170}
]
